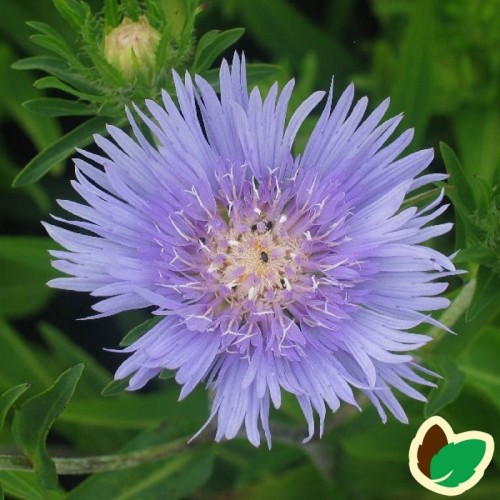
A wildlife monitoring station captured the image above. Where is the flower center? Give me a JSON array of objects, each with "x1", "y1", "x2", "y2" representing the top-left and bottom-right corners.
[{"x1": 206, "y1": 216, "x2": 305, "y2": 307}]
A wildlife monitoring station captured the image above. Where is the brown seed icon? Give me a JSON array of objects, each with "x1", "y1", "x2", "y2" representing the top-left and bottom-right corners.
[{"x1": 417, "y1": 423, "x2": 448, "y2": 478}]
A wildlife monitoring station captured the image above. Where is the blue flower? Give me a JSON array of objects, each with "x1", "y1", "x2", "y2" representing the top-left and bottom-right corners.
[{"x1": 45, "y1": 54, "x2": 456, "y2": 446}]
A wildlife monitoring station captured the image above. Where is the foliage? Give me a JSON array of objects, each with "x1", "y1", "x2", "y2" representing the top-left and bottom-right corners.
[{"x1": 0, "y1": 0, "x2": 498, "y2": 498}]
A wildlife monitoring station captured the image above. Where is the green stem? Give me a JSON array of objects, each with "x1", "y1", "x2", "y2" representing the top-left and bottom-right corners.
[
  {"x1": 0, "y1": 437, "x2": 197, "y2": 475},
  {"x1": 426, "y1": 278, "x2": 476, "y2": 342}
]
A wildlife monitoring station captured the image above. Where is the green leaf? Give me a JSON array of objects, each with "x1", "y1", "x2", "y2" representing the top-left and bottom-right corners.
[
  {"x1": 0, "y1": 472, "x2": 47, "y2": 500},
  {"x1": 459, "y1": 327, "x2": 500, "y2": 413},
  {"x1": 61, "y1": 386, "x2": 207, "y2": 430},
  {"x1": 0, "y1": 236, "x2": 57, "y2": 318},
  {"x1": 340, "y1": 414, "x2": 419, "y2": 462},
  {"x1": 0, "y1": 320, "x2": 55, "y2": 392},
  {"x1": 0, "y1": 45, "x2": 61, "y2": 158},
  {"x1": 38, "y1": 322, "x2": 111, "y2": 396},
  {"x1": 101, "y1": 378, "x2": 131, "y2": 397},
  {"x1": 86, "y1": 52, "x2": 125, "y2": 89},
  {"x1": 12, "y1": 116, "x2": 111, "y2": 187},
  {"x1": 236, "y1": 443, "x2": 305, "y2": 487},
  {"x1": 453, "y1": 247, "x2": 498, "y2": 268},
  {"x1": 192, "y1": 28, "x2": 245, "y2": 73},
  {"x1": 23, "y1": 98, "x2": 96, "y2": 117},
  {"x1": 454, "y1": 106, "x2": 500, "y2": 183},
  {"x1": 68, "y1": 421, "x2": 214, "y2": 500},
  {"x1": 104, "y1": 0, "x2": 120, "y2": 27},
  {"x1": 60, "y1": 394, "x2": 167, "y2": 429},
  {"x1": 52, "y1": 0, "x2": 91, "y2": 30},
  {"x1": 424, "y1": 357, "x2": 465, "y2": 418},
  {"x1": 429, "y1": 279, "x2": 499, "y2": 359},
  {"x1": 234, "y1": 0, "x2": 357, "y2": 86},
  {"x1": 12, "y1": 56, "x2": 98, "y2": 95},
  {"x1": 34, "y1": 76, "x2": 104, "y2": 102},
  {"x1": 120, "y1": 316, "x2": 163, "y2": 347},
  {"x1": 430, "y1": 439, "x2": 487, "y2": 487},
  {"x1": 159, "y1": 369, "x2": 175, "y2": 380},
  {"x1": 29, "y1": 34, "x2": 75, "y2": 62},
  {"x1": 440, "y1": 142, "x2": 476, "y2": 212},
  {"x1": 243, "y1": 463, "x2": 335, "y2": 500},
  {"x1": 389, "y1": 0, "x2": 434, "y2": 148},
  {"x1": 466, "y1": 267, "x2": 500, "y2": 322},
  {"x1": 124, "y1": 0, "x2": 140, "y2": 20},
  {"x1": 69, "y1": 449, "x2": 213, "y2": 500},
  {"x1": 0, "y1": 384, "x2": 30, "y2": 433},
  {"x1": 12, "y1": 364, "x2": 84, "y2": 491},
  {"x1": 440, "y1": 142, "x2": 484, "y2": 249}
]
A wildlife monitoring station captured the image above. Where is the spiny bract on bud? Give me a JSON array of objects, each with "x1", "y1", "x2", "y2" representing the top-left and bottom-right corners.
[
  {"x1": 104, "y1": 16, "x2": 161, "y2": 79},
  {"x1": 44, "y1": 54, "x2": 458, "y2": 447}
]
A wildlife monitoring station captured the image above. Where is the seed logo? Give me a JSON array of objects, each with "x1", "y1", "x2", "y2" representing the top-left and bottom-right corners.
[{"x1": 409, "y1": 416, "x2": 494, "y2": 496}]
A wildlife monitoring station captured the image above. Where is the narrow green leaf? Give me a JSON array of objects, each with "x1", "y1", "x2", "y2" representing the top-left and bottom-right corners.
[
  {"x1": 341, "y1": 415, "x2": 419, "y2": 462},
  {"x1": 25, "y1": 20, "x2": 64, "y2": 38},
  {"x1": 12, "y1": 364, "x2": 84, "y2": 491},
  {"x1": 430, "y1": 287, "x2": 499, "y2": 359},
  {"x1": 454, "y1": 106, "x2": 500, "y2": 184},
  {"x1": 33, "y1": 76, "x2": 104, "y2": 102},
  {"x1": 120, "y1": 316, "x2": 163, "y2": 347},
  {"x1": 440, "y1": 142, "x2": 476, "y2": 212},
  {"x1": 67, "y1": 450, "x2": 213, "y2": 499},
  {"x1": 29, "y1": 34, "x2": 75, "y2": 62},
  {"x1": 60, "y1": 387, "x2": 206, "y2": 430},
  {"x1": 0, "y1": 472, "x2": 47, "y2": 500},
  {"x1": 13, "y1": 56, "x2": 98, "y2": 95},
  {"x1": 430, "y1": 440, "x2": 487, "y2": 487},
  {"x1": 0, "y1": 46, "x2": 61, "y2": 159},
  {"x1": 159, "y1": 369, "x2": 175, "y2": 380},
  {"x1": 453, "y1": 247, "x2": 497, "y2": 268},
  {"x1": 86, "y1": 52, "x2": 125, "y2": 88},
  {"x1": 104, "y1": 0, "x2": 120, "y2": 27},
  {"x1": 0, "y1": 237, "x2": 57, "y2": 318},
  {"x1": 101, "y1": 378, "x2": 131, "y2": 397},
  {"x1": 459, "y1": 327, "x2": 500, "y2": 413},
  {"x1": 25, "y1": 22, "x2": 79, "y2": 64},
  {"x1": 243, "y1": 463, "x2": 336, "y2": 500},
  {"x1": 389, "y1": 0, "x2": 434, "y2": 147},
  {"x1": 192, "y1": 28, "x2": 245, "y2": 73},
  {"x1": 466, "y1": 267, "x2": 500, "y2": 322},
  {"x1": 0, "y1": 320, "x2": 55, "y2": 392},
  {"x1": 0, "y1": 237, "x2": 55, "y2": 272},
  {"x1": 52, "y1": 0, "x2": 90, "y2": 29},
  {"x1": 38, "y1": 322, "x2": 111, "y2": 396},
  {"x1": 67, "y1": 421, "x2": 213, "y2": 500},
  {"x1": 235, "y1": 0, "x2": 356, "y2": 85},
  {"x1": 424, "y1": 357, "x2": 465, "y2": 418},
  {"x1": 23, "y1": 98, "x2": 96, "y2": 117},
  {"x1": 12, "y1": 116, "x2": 111, "y2": 187},
  {"x1": 0, "y1": 384, "x2": 30, "y2": 433},
  {"x1": 124, "y1": 0, "x2": 140, "y2": 20}
]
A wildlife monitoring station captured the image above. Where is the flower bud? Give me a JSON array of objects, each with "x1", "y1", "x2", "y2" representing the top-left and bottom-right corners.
[{"x1": 104, "y1": 16, "x2": 161, "y2": 79}]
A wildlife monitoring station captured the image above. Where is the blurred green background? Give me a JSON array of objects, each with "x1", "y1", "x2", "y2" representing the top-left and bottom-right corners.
[{"x1": 0, "y1": 0, "x2": 499, "y2": 498}]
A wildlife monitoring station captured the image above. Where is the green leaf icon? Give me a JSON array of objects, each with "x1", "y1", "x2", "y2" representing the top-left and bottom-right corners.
[{"x1": 430, "y1": 439, "x2": 487, "y2": 487}]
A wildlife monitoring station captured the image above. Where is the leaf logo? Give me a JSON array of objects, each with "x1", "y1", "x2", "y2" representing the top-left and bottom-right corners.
[{"x1": 409, "y1": 416, "x2": 495, "y2": 496}]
